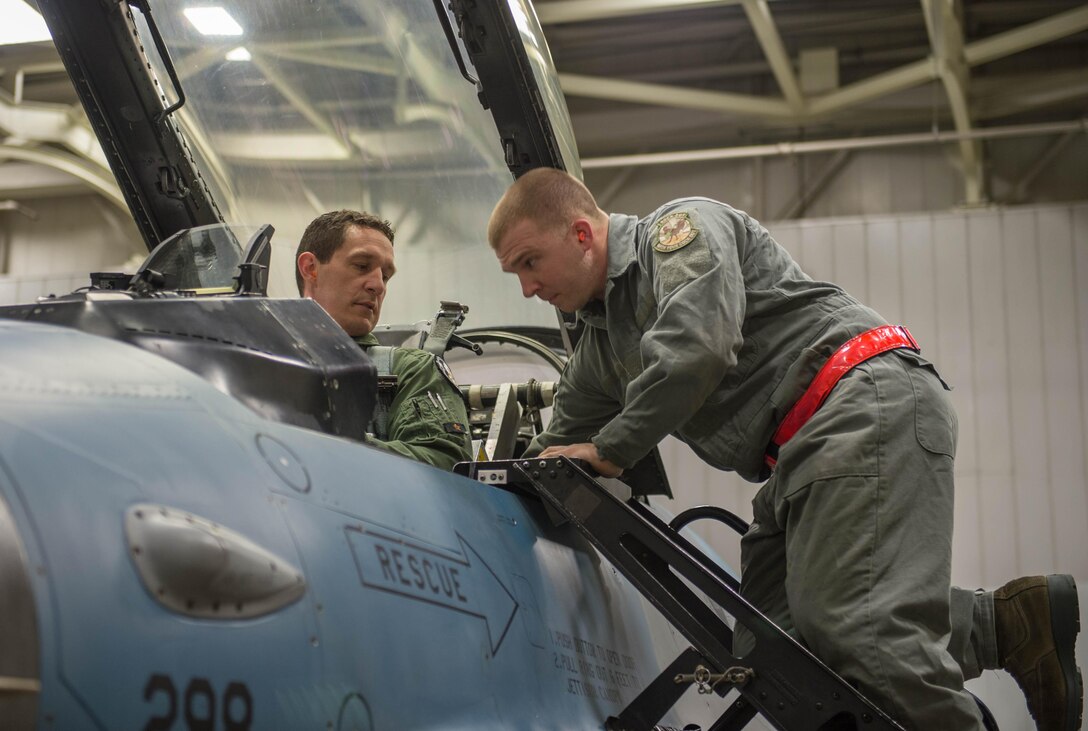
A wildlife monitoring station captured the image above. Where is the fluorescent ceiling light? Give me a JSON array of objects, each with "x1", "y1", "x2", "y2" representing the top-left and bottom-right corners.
[
  {"x1": 225, "y1": 46, "x2": 251, "y2": 61},
  {"x1": 183, "y1": 7, "x2": 244, "y2": 36},
  {"x1": 0, "y1": 0, "x2": 52, "y2": 46}
]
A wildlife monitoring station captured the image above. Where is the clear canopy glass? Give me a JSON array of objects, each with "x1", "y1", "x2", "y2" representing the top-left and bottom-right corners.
[{"x1": 131, "y1": 0, "x2": 575, "y2": 301}]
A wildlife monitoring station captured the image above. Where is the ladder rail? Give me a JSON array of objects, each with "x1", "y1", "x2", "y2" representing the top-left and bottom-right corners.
[{"x1": 500, "y1": 457, "x2": 905, "y2": 731}]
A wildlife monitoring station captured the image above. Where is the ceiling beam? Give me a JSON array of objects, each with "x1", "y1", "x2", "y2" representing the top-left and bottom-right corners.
[
  {"x1": 0, "y1": 162, "x2": 85, "y2": 199},
  {"x1": 560, "y1": 72, "x2": 795, "y2": 117},
  {"x1": 0, "y1": 91, "x2": 108, "y2": 168},
  {"x1": 535, "y1": 0, "x2": 742, "y2": 25},
  {"x1": 559, "y1": 4, "x2": 1088, "y2": 129},
  {"x1": 0, "y1": 58, "x2": 239, "y2": 217},
  {"x1": 349, "y1": 0, "x2": 505, "y2": 171},
  {"x1": 260, "y1": 46, "x2": 399, "y2": 76},
  {"x1": 176, "y1": 46, "x2": 232, "y2": 83},
  {"x1": 810, "y1": 4, "x2": 1088, "y2": 117},
  {"x1": 921, "y1": 0, "x2": 982, "y2": 203},
  {"x1": 167, "y1": 31, "x2": 385, "y2": 53},
  {"x1": 0, "y1": 143, "x2": 125, "y2": 209},
  {"x1": 207, "y1": 128, "x2": 477, "y2": 162},
  {"x1": 741, "y1": 0, "x2": 803, "y2": 112},
  {"x1": 805, "y1": 58, "x2": 930, "y2": 117},
  {"x1": 580, "y1": 118, "x2": 1087, "y2": 168},
  {"x1": 976, "y1": 73, "x2": 1088, "y2": 120},
  {"x1": 965, "y1": 4, "x2": 1088, "y2": 66},
  {"x1": 249, "y1": 53, "x2": 356, "y2": 160}
]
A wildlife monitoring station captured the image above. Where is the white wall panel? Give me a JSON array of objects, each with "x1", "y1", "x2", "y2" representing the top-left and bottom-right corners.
[
  {"x1": 967, "y1": 211, "x2": 1020, "y2": 586},
  {"x1": 932, "y1": 214, "x2": 984, "y2": 582},
  {"x1": 0, "y1": 272, "x2": 88, "y2": 306},
  {"x1": 864, "y1": 219, "x2": 902, "y2": 327},
  {"x1": 1001, "y1": 210, "x2": 1051, "y2": 576},
  {"x1": 1076, "y1": 205, "x2": 1088, "y2": 573},
  {"x1": 797, "y1": 220, "x2": 834, "y2": 282},
  {"x1": 767, "y1": 224, "x2": 801, "y2": 269},
  {"x1": 831, "y1": 221, "x2": 868, "y2": 303},
  {"x1": 2, "y1": 195, "x2": 142, "y2": 277},
  {"x1": 1037, "y1": 209, "x2": 1088, "y2": 578}
]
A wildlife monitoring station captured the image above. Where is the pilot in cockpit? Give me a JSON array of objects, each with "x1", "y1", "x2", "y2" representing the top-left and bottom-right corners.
[{"x1": 295, "y1": 210, "x2": 472, "y2": 471}]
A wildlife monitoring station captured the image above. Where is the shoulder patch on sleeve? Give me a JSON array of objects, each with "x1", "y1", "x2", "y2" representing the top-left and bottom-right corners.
[
  {"x1": 433, "y1": 355, "x2": 458, "y2": 390},
  {"x1": 652, "y1": 211, "x2": 699, "y2": 253}
]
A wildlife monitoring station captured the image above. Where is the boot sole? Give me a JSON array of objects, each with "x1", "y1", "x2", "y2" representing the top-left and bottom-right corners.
[{"x1": 1048, "y1": 574, "x2": 1083, "y2": 731}]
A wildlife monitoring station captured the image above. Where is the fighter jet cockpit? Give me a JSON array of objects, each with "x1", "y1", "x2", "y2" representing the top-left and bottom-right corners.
[
  {"x1": 0, "y1": 0, "x2": 590, "y2": 453},
  {"x1": 0, "y1": 214, "x2": 565, "y2": 462},
  {"x1": 0, "y1": 0, "x2": 597, "y2": 462}
]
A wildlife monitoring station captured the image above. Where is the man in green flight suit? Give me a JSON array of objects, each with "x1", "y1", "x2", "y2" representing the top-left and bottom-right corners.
[
  {"x1": 296, "y1": 209, "x2": 471, "y2": 471},
  {"x1": 488, "y1": 168, "x2": 1082, "y2": 731}
]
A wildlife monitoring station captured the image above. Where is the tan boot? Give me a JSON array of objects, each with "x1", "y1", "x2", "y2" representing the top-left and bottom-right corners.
[{"x1": 995, "y1": 575, "x2": 1083, "y2": 731}]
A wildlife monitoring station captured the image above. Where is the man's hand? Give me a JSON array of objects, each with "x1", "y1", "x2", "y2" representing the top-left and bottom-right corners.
[{"x1": 539, "y1": 442, "x2": 623, "y2": 478}]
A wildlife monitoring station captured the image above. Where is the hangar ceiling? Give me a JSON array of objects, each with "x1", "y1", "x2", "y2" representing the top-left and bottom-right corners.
[
  {"x1": 0, "y1": 0, "x2": 1086, "y2": 211},
  {"x1": 539, "y1": 0, "x2": 1088, "y2": 202}
]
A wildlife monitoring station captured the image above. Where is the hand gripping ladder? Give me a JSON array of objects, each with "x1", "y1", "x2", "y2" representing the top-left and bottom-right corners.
[{"x1": 460, "y1": 457, "x2": 906, "y2": 731}]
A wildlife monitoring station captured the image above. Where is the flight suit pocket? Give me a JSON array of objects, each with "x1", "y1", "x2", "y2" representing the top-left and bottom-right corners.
[
  {"x1": 407, "y1": 394, "x2": 442, "y2": 420},
  {"x1": 401, "y1": 393, "x2": 454, "y2": 440},
  {"x1": 907, "y1": 368, "x2": 957, "y2": 458}
]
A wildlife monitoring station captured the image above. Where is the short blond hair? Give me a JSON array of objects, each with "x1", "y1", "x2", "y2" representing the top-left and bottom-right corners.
[{"x1": 488, "y1": 167, "x2": 600, "y2": 249}]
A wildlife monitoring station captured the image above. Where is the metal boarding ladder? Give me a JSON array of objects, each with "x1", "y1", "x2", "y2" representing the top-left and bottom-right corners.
[{"x1": 458, "y1": 456, "x2": 906, "y2": 731}]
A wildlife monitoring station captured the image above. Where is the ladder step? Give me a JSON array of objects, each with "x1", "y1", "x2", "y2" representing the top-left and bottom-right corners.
[{"x1": 466, "y1": 457, "x2": 905, "y2": 731}]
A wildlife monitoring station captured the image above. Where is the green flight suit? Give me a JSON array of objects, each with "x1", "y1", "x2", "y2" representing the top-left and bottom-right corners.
[
  {"x1": 528, "y1": 199, "x2": 997, "y2": 728},
  {"x1": 354, "y1": 333, "x2": 471, "y2": 471}
]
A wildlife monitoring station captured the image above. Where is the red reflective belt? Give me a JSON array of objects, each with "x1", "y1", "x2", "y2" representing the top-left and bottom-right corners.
[{"x1": 765, "y1": 325, "x2": 920, "y2": 470}]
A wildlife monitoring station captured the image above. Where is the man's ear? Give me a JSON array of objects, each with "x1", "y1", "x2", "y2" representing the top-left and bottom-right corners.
[
  {"x1": 572, "y1": 219, "x2": 592, "y2": 249},
  {"x1": 297, "y1": 252, "x2": 319, "y2": 292}
]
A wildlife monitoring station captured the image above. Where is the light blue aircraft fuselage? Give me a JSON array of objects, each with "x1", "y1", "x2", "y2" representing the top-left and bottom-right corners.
[{"x1": 0, "y1": 319, "x2": 695, "y2": 730}]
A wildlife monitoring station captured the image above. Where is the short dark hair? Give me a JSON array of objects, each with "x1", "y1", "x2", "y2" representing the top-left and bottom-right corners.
[{"x1": 295, "y1": 210, "x2": 395, "y2": 294}]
